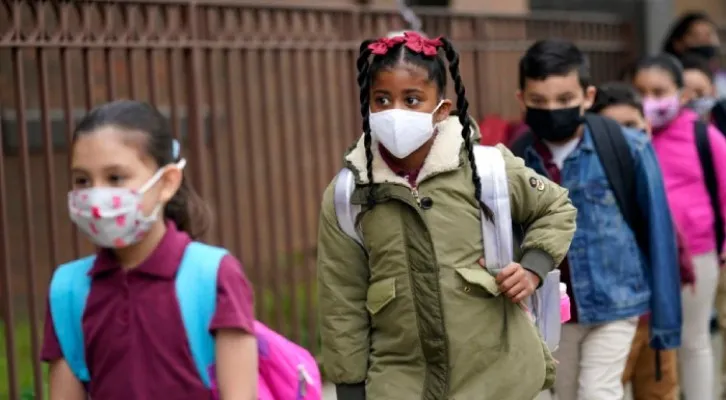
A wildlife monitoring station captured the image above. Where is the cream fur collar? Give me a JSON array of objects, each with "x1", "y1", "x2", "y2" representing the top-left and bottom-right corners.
[{"x1": 344, "y1": 116, "x2": 467, "y2": 187}]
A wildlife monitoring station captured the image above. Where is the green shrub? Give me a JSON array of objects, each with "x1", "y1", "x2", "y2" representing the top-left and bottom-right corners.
[{"x1": 0, "y1": 320, "x2": 48, "y2": 399}]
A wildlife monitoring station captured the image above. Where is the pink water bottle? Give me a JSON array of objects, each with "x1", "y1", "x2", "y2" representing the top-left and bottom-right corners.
[{"x1": 560, "y1": 283, "x2": 571, "y2": 323}]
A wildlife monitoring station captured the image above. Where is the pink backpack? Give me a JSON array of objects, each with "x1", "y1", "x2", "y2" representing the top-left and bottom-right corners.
[
  {"x1": 210, "y1": 321, "x2": 322, "y2": 399},
  {"x1": 255, "y1": 321, "x2": 322, "y2": 399}
]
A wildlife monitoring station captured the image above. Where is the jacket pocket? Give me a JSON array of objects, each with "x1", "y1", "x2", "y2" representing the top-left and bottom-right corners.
[
  {"x1": 455, "y1": 268, "x2": 500, "y2": 297},
  {"x1": 366, "y1": 277, "x2": 397, "y2": 315}
]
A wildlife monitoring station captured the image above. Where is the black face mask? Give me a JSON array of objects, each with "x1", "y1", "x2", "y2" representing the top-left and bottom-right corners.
[
  {"x1": 686, "y1": 45, "x2": 719, "y2": 61},
  {"x1": 525, "y1": 106, "x2": 583, "y2": 142}
]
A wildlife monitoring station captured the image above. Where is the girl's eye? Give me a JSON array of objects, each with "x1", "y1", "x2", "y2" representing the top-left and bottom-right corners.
[
  {"x1": 374, "y1": 97, "x2": 390, "y2": 106},
  {"x1": 73, "y1": 177, "x2": 89, "y2": 188},
  {"x1": 108, "y1": 174, "x2": 125, "y2": 185},
  {"x1": 405, "y1": 96, "x2": 421, "y2": 106}
]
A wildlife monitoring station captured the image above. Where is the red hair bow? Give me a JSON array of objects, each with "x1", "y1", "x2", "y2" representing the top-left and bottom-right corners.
[
  {"x1": 367, "y1": 36, "x2": 405, "y2": 55},
  {"x1": 367, "y1": 32, "x2": 443, "y2": 56}
]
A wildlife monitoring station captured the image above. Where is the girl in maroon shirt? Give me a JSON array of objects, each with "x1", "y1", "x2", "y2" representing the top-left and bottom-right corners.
[{"x1": 42, "y1": 100, "x2": 257, "y2": 399}]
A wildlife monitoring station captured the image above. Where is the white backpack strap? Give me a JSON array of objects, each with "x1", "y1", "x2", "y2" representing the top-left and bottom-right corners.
[
  {"x1": 333, "y1": 168, "x2": 363, "y2": 245},
  {"x1": 472, "y1": 145, "x2": 562, "y2": 351},
  {"x1": 472, "y1": 145, "x2": 514, "y2": 274}
]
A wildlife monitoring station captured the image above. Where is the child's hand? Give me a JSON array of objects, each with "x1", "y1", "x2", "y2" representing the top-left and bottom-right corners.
[
  {"x1": 477, "y1": 258, "x2": 540, "y2": 302},
  {"x1": 494, "y1": 262, "x2": 540, "y2": 303}
]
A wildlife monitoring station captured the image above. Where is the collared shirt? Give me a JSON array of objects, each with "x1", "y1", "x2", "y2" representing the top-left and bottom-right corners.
[{"x1": 41, "y1": 222, "x2": 255, "y2": 399}]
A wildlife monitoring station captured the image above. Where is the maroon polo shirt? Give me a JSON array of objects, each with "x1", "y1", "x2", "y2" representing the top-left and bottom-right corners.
[
  {"x1": 533, "y1": 140, "x2": 579, "y2": 323},
  {"x1": 379, "y1": 144, "x2": 421, "y2": 186},
  {"x1": 41, "y1": 221, "x2": 255, "y2": 399}
]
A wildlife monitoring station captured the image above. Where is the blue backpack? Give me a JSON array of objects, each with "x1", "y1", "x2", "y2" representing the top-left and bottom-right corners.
[{"x1": 48, "y1": 241, "x2": 227, "y2": 387}]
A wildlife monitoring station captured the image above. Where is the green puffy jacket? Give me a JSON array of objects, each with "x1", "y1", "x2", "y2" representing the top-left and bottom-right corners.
[{"x1": 317, "y1": 116, "x2": 577, "y2": 400}]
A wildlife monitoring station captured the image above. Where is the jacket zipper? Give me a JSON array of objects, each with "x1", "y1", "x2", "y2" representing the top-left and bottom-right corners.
[
  {"x1": 405, "y1": 174, "x2": 421, "y2": 206},
  {"x1": 411, "y1": 187, "x2": 421, "y2": 206}
]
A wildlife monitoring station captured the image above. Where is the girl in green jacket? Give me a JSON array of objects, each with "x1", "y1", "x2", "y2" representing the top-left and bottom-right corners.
[{"x1": 317, "y1": 32, "x2": 577, "y2": 400}]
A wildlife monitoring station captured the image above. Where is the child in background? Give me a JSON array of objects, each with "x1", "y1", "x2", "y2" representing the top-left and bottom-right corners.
[
  {"x1": 591, "y1": 82, "x2": 696, "y2": 400},
  {"x1": 662, "y1": 12, "x2": 726, "y2": 98},
  {"x1": 681, "y1": 54, "x2": 719, "y2": 121},
  {"x1": 590, "y1": 82, "x2": 650, "y2": 132},
  {"x1": 632, "y1": 54, "x2": 726, "y2": 400},
  {"x1": 317, "y1": 32, "x2": 576, "y2": 400},
  {"x1": 511, "y1": 40, "x2": 680, "y2": 400},
  {"x1": 681, "y1": 52, "x2": 726, "y2": 396},
  {"x1": 42, "y1": 100, "x2": 257, "y2": 400}
]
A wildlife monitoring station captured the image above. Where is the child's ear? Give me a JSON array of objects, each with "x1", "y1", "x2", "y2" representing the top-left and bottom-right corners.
[
  {"x1": 515, "y1": 90, "x2": 526, "y2": 113},
  {"x1": 434, "y1": 99, "x2": 453, "y2": 123},
  {"x1": 159, "y1": 166, "x2": 183, "y2": 204},
  {"x1": 680, "y1": 87, "x2": 694, "y2": 106},
  {"x1": 582, "y1": 85, "x2": 597, "y2": 110},
  {"x1": 708, "y1": 85, "x2": 717, "y2": 97}
]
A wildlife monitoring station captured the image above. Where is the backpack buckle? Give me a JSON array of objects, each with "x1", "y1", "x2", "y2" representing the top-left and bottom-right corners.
[{"x1": 296, "y1": 364, "x2": 313, "y2": 398}]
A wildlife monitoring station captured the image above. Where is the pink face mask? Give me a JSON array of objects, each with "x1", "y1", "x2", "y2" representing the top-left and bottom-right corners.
[
  {"x1": 68, "y1": 159, "x2": 186, "y2": 248},
  {"x1": 643, "y1": 95, "x2": 680, "y2": 129}
]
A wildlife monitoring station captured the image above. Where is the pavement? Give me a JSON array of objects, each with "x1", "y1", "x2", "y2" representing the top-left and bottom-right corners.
[
  {"x1": 322, "y1": 334, "x2": 725, "y2": 400},
  {"x1": 323, "y1": 383, "x2": 336, "y2": 399}
]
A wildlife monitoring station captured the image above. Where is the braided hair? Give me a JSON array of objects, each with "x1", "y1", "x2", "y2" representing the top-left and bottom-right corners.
[
  {"x1": 355, "y1": 36, "x2": 494, "y2": 220},
  {"x1": 356, "y1": 40, "x2": 376, "y2": 205}
]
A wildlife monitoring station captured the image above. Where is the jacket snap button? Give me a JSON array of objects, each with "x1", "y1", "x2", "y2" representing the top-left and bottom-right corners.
[
  {"x1": 420, "y1": 197, "x2": 434, "y2": 210},
  {"x1": 463, "y1": 286, "x2": 471, "y2": 293}
]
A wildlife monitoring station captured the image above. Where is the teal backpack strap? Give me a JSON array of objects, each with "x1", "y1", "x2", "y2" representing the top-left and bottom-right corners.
[
  {"x1": 48, "y1": 255, "x2": 96, "y2": 383},
  {"x1": 175, "y1": 241, "x2": 229, "y2": 388}
]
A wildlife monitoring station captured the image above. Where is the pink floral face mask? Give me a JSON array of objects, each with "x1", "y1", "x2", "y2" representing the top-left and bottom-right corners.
[
  {"x1": 643, "y1": 95, "x2": 681, "y2": 129},
  {"x1": 67, "y1": 159, "x2": 186, "y2": 248}
]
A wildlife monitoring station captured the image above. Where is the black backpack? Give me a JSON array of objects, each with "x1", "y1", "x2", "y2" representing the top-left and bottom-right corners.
[
  {"x1": 694, "y1": 120, "x2": 725, "y2": 252},
  {"x1": 510, "y1": 114, "x2": 648, "y2": 255},
  {"x1": 712, "y1": 99, "x2": 726, "y2": 139}
]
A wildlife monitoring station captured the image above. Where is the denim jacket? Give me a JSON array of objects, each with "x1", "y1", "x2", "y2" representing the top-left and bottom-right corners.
[{"x1": 521, "y1": 125, "x2": 682, "y2": 350}]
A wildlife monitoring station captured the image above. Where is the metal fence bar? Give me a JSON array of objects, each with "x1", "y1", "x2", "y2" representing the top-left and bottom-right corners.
[
  {"x1": 167, "y1": 49, "x2": 182, "y2": 142},
  {"x1": 222, "y1": 47, "x2": 243, "y2": 260},
  {"x1": 106, "y1": 49, "x2": 118, "y2": 100},
  {"x1": 204, "y1": 47, "x2": 225, "y2": 246},
  {"x1": 274, "y1": 42, "x2": 300, "y2": 342},
  {"x1": 37, "y1": 47, "x2": 60, "y2": 280},
  {"x1": 147, "y1": 50, "x2": 159, "y2": 106},
  {"x1": 0, "y1": 100, "x2": 19, "y2": 400},
  {"x1": 259, "y1": 45, "x2": 284, "y2": 330},
  {"x1": 239, "y1": 46, "x2": 265, "y2": 321},
  {"x1": 59, "y1": 46, "x2": 83, "y2": 259},
  {"x1": 184, "y1": 4, "x2": 212, "y2": 242},
  {"x1": 11, "y1": 46, "x2": 44, "y2": 400}
]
